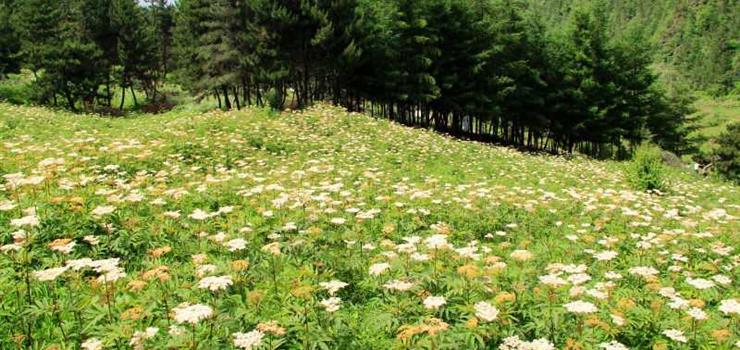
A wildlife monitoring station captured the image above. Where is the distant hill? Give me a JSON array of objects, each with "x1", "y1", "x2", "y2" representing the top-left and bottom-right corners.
[{"x1": 528, "y1": 0, "x2": 739, "y2": 94}]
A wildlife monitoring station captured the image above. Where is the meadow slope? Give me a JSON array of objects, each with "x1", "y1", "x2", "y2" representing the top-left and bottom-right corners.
[{"x1": 0, "y1": 103, "x2": 738, "y2": 349}]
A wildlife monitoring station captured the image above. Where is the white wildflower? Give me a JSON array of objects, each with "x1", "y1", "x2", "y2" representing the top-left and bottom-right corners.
[
  {"x1": 197, "y1": 275, "x2": 233, "y2": 292},
  {"x1": 172, "y1": 303, "x2": 213, "y2": 324},
  {"x1": 474, "y1": 301, "x2": 499, "y2": 322},
  {"x1": 319, "y1": 280, "x2": 348, "y2": 296},
  {"x1": 320, "y1": 297, "x2": 342, "y2": 312},
  {"x1": 233, "y1": 330, "x2": 264, "y2": 349},
  {"x1": 663, "y1": 329, "x2": 687, "y2": 343},
  {"x1": 564, "y1": 300, "x2": 598, "y2": 314},
  {"x1": 423, "y1": 296, "x2": 446, "y2": 310}
]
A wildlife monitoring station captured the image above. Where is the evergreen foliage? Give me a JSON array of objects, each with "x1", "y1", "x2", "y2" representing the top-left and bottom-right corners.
[
  {"x1": 713, "y1": 122, "x2": 740, "y2": 183},
  {"x1": 1, "y1": 0, "x2": 733, "y2": 158}
]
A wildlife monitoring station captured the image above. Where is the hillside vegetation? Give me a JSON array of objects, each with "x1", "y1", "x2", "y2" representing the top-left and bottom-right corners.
[
  {"x1": 1, "y1": 103, "x2": 738, "y2": 349},
  {"x1": 692, "y1": 96, "x2": 740, "y2": 153},
  {"x1": 2, "y1": 0, "x2": 726, "y2": 159},
  {"x1": 529, "y1": 0, "x2": 739, "y2": 95}
]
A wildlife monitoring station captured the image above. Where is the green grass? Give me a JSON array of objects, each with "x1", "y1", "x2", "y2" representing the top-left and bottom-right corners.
[
  {"x1": 691, "y1": 95, "x2": 740, "y2": 153},
  {"x1": 0, "y1": 102, "x2": 737, "y2": 349}
]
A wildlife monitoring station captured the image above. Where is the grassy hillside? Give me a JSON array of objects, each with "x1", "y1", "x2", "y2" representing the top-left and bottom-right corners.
[
  {"x1": 692, "y1": 96, "x2": 740, "y2": 153},
  {"x1": 0, "y1": 103, "x2": 738, "y2": 349}
]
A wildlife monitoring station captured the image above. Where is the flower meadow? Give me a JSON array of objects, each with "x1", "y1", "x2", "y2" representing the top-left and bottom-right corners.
[{"x1": 0, "y1": 102, "x2": 737, "y2": 349}]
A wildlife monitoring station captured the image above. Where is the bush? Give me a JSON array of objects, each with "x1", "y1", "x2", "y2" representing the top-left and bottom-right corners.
[
  {"x1": 0, "y1": 79, "x2": 32, "y2": 104},
  {"x1": 628, "y1": 143, "x2": 667, "y2": 192},
  {"x1": 0, "y1": 70, "x2": 36, "y2": 105},
  {"x1": 712, "y1": 122, "x2": 740, "y2": 183},
  {"x1": 266, "y1": 87, "x2": 284, "y2": 111}
]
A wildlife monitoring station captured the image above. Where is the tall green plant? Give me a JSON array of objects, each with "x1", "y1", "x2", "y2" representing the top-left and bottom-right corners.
[{"x1": 628, "y1": 143, "x2": 667, "y2": 192}]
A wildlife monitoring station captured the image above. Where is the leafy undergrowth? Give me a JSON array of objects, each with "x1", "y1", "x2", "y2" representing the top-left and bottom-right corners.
[{"x1": 0, "y1": 103, "x2": 738, "y2": 349}]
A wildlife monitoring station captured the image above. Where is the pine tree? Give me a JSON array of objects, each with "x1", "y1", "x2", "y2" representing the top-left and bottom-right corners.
[
  {"x1": 112, "y1": 0, "x2": 157, "y2": 109},
  {"x1": 145, "y1": 0, "x2": 175, "y2": 81},
  {"x1": 173, "y1": 0, "x2": 211, "y2": 100},
  {"x1": 339, "y1": 0, "x2": 398, "y2": 108},
  {"x1": 16, "y1": 0, "x2": 60, "y2": 79},
  {"x1": 393, "y1": 0, "x2": 440, "y2": 125},
  {"x1": 204, "y1": 0, "x2": 248, "y2": 109},
  {"x1": 40, "y1": 0, "x2": 106, "y2": 110},
  {"x1": 0, "y1": 0, "x2": 21, "y2": 78}
]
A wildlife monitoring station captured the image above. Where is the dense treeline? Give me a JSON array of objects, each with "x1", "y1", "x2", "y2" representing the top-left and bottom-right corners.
[
  {"x1": 0, "y1": 0, "x2": 172, "y2": 111},
  {"x1": 0, "y1": 0, "x2": 707, "y2": 157}
]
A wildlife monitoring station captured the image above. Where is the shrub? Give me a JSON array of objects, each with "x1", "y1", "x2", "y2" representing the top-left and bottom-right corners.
[
  {"x1": 628, "y1": 143, "x2": 667, "y2": 192},
  {"x1": 266, "y1": 88, "x2": 284, "y2": 111},
  {"x1": 712, "y1": 122, "x2": 740, "y2": 183},
  {"x1": 0, "y1": 79, "x2": 32, "y2": 105}
]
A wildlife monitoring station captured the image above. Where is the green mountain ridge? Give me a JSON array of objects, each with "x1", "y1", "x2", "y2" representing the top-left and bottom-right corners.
[{"x1": 529, "y1": 0, "x2": 739, "y2": 94}]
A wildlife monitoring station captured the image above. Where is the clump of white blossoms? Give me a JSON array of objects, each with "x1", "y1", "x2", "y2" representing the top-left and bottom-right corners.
[
  {"x1": 320, "y1": 297, "x2": 342, "y2": 312},
  {"x1": 718, "y1": 299, "x2": 739, "y2": 315},
  {"x1": 172, "y1": 303, "x2": 213, "y2": 324},
  {"x1": 369, "y1": 262, "x2": 390, "y2": 276},
  {"x1": 233, "y1": 330, "x2": 264, "y2": 350},
  {"x1": 11, "y1": 214, "x2": 40, "y2": 227},
  {"x1": 686, "y1": 307, "x2": 707, "y2": 320},
  {"x1": 196, "y1": 264, "x2": 217, "y2": 277},
  {"x1": 593, "y1": 250, "x2": 618, "y2": 261},
  {"x1": 97, "y1": 266, "x2": 127, "y2": 283},
  {"x1": 224, "y1": 238, "x2": 247, "y2": 252},
  {"x1": 91, "y1": 205, "x2": 116, "y2": 217},
  {"x1": 423, "y1": 296, "x2": 446, "y2": 310},
  {"x1": 712, "y1": 274, "x2": 731, "y2": 285},
  {"x1": 33, "y1": 266, "x2": 68, "y2": 282},
  {"x1": 188, "y1": 208, "x2": 213, "y2": 220},
  {"x1": 610, "y1": 314, "x2": 625, "y2": 326},
  {"x1": 564, "y1": 300, "x2": 598, "y2": 314},
  {"x1": 261, "y1": 242, "x2": 281, "y2": 256},
  {"x1": 628, "y1": 266, "x2": 659, "y2": 279},
  {"x1": 330, "y1": 217, "x2": 346, "y2": 225},
  {"x1": 49, "y1": 240, "x2": 76, "y2": 254},
  {"x1": 663, "y1": 329, "x2": 687, "y2": 343},
  {"x1": 129, "y1": 327, "x2": 158, "y2": 350},
  {"x1": 474, "y1": 301, "x2": 499, "y2": 322},
  {"x1": 539, "y1": 274, "x2": 568, "y2": 287},
  {"x1": 81, "y1": 338, "x2": 103, "y2": 350},
  {"x1": 685, "y1": 277, "x2": 715, "y2": 290},
  {"x1": 319, "y1": 280, "x2": 348, "y2": 296},
  {"x1": 383, "y1": 279, "x2": 415, "y2": 292},
  {"x1": 197, "y1": 275, "x2": 233, "y2": 292},
  {"x1": 498, "y1": 336, "x2": 555, "y2": 350},
  {"x1": 424, "y1": 234, "x2": 450, "y2": 250},
  {"x1": 599, "y1": 340, "x2": 628, "y2": 350},
  {"x1": 510, "y1": 249, "x2": 533, "y2": 262},
  {"x1": 568, "y1": 273, "x2": 592, "y2": 286},
  {"x1": 83, "y1": 235, "x2": 100, "y2": 245}
]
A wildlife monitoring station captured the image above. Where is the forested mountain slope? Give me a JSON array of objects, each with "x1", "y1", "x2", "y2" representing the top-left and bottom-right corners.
[{"x1": 529, "y1": 0, "x2": 739, "y2": 94}]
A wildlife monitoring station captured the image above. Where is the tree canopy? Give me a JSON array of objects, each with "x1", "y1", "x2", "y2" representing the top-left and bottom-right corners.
[{"x1": 1, "y1": 0, "x2": 729, "y2": 158}]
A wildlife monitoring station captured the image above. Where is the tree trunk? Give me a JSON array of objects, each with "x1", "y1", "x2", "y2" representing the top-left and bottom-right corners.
[
  {"x1": 233, "y1": 87, "x2": 241, "y2": 110},
  {"x1": 106, "y1": 77, "x2": 113, "y2": 107},
  {"x1": 130, "y1": 86, "x2": 138, "y2": 107},
  {"x1": 119, "y1": 86, "x2": 126, "y2": 111},
  {"x1": 222, "y1": 86, "x2": 232, "y2": 110},
  {"x1": 64, "y1": 90, "x2": 76, "y2": 112}
]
